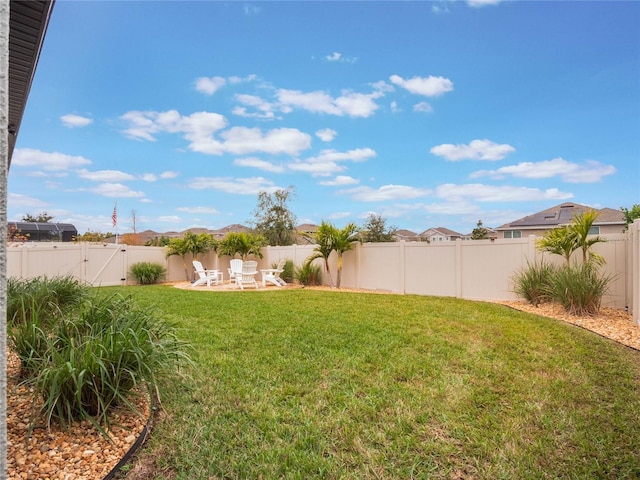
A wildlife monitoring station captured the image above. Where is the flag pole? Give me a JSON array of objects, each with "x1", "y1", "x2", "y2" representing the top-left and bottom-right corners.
[{"x1": 112, "y1": 202, "x2": 118, "y2": 244}]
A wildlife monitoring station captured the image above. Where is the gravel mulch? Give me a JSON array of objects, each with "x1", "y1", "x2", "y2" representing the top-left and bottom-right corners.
[
  {"x1": 7, "y1": 292, "x2": 639, "y2": 479},
  {"x1": 7, "y1": 350, "x2": 150, "y2": 480}
]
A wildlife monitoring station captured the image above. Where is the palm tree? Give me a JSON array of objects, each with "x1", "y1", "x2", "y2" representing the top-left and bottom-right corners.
[
  {"x1": 218, "y1": 232, "x2": 265, "y2": 260},
  {"x1": 333, "y1": 223, "x2": 358, "y2": 288},
  {"x1": 305, "y1": 221, "x2": 336, "y2": 288},
  {"x1": 166, "y1": 231, "x2": 217, "y2": 280},
  {"x1": 570, "y1": 210, "x2": 606, "y2": 266},
  {"x1": 536, "y1": 226, "x2": 577, "y2": 267}
]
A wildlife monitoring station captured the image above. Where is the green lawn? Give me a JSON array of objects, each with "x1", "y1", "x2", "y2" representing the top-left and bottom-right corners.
[{"x1": 113, "y1": 286, "x2": 640, "y2": 479}]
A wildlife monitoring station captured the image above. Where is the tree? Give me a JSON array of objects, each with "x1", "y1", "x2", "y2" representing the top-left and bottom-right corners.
[
  {"x1": 74, "y1": 230, "x2": 107, "y2": 243},
  {"x1": 536, "y1": 210, "x2": 606, "y2": 267},
  {"x1": 621, "y1": 204, "x2": 640, "y2": 230},
  {"x1": 217, "y1": 232, "x2": 265, "y2": 260},
  {"x1": 22, "y1": 212, "x2": 53, "y2": 222},
  {"x1": 251, "y1": 187, "x2": 297, "y2": 246},
  {"x1": 359, "y1": 213, "x2": 397, "y2": 243},
  {"x1": 571, "y1": 210, "x2": 606, "y2": 266},
  {"x1": 333, "y1": 223, "x2": 359, "y2": 288},
  {"x1": 166, "y1": 231, "x2": 218, "y2": 280},
  {"x1": 305, "y1": 221, "x2": 336, "y2": 288},
  {"x1": 119, "y1": 233, "x2": 145, "y2": 246},
  {"x1": 536, "y1": 226, "x2": 577, "y2": 267},
  {"x1": 471, "y1": 220, "x2": 489, "y2": 240}
]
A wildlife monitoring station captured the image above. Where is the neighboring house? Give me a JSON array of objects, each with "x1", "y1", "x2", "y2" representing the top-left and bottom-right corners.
[
  {"x1": 418, "y1": 227, "x2": 463, "y2": 243},
  {"x1": 8, "y1": 222, "x2": 77, "y2": 242},
  {"x1": 394, "y1": 229, "x2": 420, "y2": 242},
  {"x1": 495, "y1": 202, "x2": 626, "y2": 239}
]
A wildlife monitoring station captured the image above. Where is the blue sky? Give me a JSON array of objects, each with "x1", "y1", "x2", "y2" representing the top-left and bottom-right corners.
[{"x1": 9, "y1": 0, "x2": 640, "y2": 235}]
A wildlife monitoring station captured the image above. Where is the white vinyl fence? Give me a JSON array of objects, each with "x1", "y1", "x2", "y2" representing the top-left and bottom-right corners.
[{"x1": 7, "y1": 219, "x2": 640, "y2": 325}]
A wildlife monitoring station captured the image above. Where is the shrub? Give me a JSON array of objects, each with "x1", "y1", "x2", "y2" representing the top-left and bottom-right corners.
[
  {"x1": 281, "y1": 259, "x2": 295, "y2": 283},
  {"x1": 548, "y1": 263, "x2": 613, "y2": 316},
  {"x1": 27, "y1": 293, "x2": 191, "y2": 434},
  {"x1": 295, "y1": 260, "x2": 322, "y2": 286},
  {"x1": 130, "y1": 262, "x2": 166, "y2": 285},
  {"x1": 7, "y1": 276, "x2": 88, "y2": 326},
  {"x1": 512, "y1": 260, "x2": 557, "y2": 306}
]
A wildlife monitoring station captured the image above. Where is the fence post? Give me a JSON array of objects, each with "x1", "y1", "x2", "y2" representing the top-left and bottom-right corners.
[
  {"x1": 455, "y1": 238, "x2": 462, "y2": 298},
  {"x1": 632, "y1": 219, "x2": 639, "y2": 326}
]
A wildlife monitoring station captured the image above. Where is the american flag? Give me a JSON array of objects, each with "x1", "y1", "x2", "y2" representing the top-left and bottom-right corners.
[{"x1": 112, "y1": 204, "x2": 117, "y2": 227}]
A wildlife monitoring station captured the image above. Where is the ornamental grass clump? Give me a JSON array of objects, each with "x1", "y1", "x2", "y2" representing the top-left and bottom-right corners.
[
  {"x1": 7, "y1": 275, "x2": 88, "y2": 326},
  {"x1": 294, "y1": 260, "x2": 322, "y2": 286},
  {"x1": 548, "y1": 262, "x2": 613, "y2": 316},
  {"x1": 511, "y1": 260, "x2": 557, "y2": 306},
  {"x1": 130, "y1": 261, "x2": 167, "y2": 285},
  {"x1": 30, "y1": 293, "x2": 191, "y2": 434}
]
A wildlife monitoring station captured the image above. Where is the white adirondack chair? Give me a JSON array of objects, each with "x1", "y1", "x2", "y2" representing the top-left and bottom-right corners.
[
  {"x1": 192, "y1": 260, "x2": 222, "y2": 287},
  {"x1": 228, "y1": 259, "x2": 243, "y2": 284},
  {"x1": 261, "y1": 258, "x2": 287, "y2": 287},
  {"x1": 235, "y1": 260, "x2": 259, "y2": 290}
]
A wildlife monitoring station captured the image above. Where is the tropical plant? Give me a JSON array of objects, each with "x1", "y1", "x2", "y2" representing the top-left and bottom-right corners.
[
  {"x1": 304, "y1": 221, "x2": 336, "y2": 288},
  {"x1": 536, "y1": 226, "x2": 577, "y2": 267},
  {"x1": 217, "y1": 232, "x2": 265, "y2": 260},
  {"x1": 333, "y1": 223, "x2": 359, "y2": 288},
  {"x1": 251, "y1": 187, "x2": 297, "y2": 246},
  {"x1": 359, "y1": 213, "x2": 396, "y2": 243},
  {"x1": 571, "y1": 210, "x2": 606, "y2": 266},
  {"x1": 130, "y1": 262, "x2": 166, "y2": 285},
  {"x1": 166, "y1": 231, "x2": 217, "y2": 280},
  {"x1": 294, "y1": 259, "x2": 322, "y2": 286}
]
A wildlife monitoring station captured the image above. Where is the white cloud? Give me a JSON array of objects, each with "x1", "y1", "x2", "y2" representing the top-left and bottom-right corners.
[
  {"x1": 233, "y1": 94, "x2": 277, "y2": 119},
  {"x1": 228, "y1": 74, "x2": 258, "y2": 84},
  {"x1": 342, "y1": 184, "x2": 431, "y2": 202},
  {"x1": 325, "y1": 52, "x2": 357, "y2": 63},
  {"x1": 233, "y1": 157, "x2": 285, "y2": 173},
  {"x1": 195, "y1": 76, "x2": 226, "y2": 95},
  {"x1": 316, "y1": 128, "x2": 337, "y2": 142},
  {"x1": 389, "y1": 75, "x2": 454, "y2": 97},
  {"x1": 8, "y1": 193, "x2": 48, "y2": 208},
  {"x1": 289, "y1": 148, "x2": 376, "y2": 177},
  {"x1": 13, "y1": 148, "x2": 92, "y2": 171},
  {"x1": 160, "y1": 171, "x2": 179, "y2": 179},
  {"x1": 120, "y1": 110, "x2": 310, "y2": 156},
  {"x1": 413, "y1": 102, "x2": 433, "y2": 113},
  {"x1": 86, "y1": 183, "x2": 146, "y2": 198},
  {"x1": 142, "y1": 173, "x2": 157, "y2": 182},
  {"x1": 329, "y1": 211, "x2": 352, "y2": 219},
  {"x1": 435, "y1": 183, "x2": 573, "y2": 202},
  {"x1": 219, "y1": 127, "x2": 312, "y2": 156},
  {"x1": 277, "y1": 88, "x2": 381, "y2": 118},
  {"x1": 188, "y1": 176, "x2": 278, "y2": 195},
  {"x1": 390, "y1": 101, "x2": 401, "y2": 113},
  {"x1": 243, "y1": 4, "x2": 261, "y2": 15},
  {"x1": 430, "y1": 139, "x2": 515, "y2": 161},
  {"x1": 77, "y1": 169, "x2": 136, "y2": 182},
  {"x1": 176, "y1": 206, "x2": 219, "y2": 214},
  {"x1": 158, "y1": 215, "x2": 182, "y2": 223},
  {"x1": 468, "y1": 0, "x2": 502, "y2": 7},
  {"x1": 60, "y1": 114, "x2": 93, "y2": 128},
  {"x1": 470, "y1": 158, "x2": 616, "y2": 183},
  {"x1": 319, "y1": 175, "x2": 360, "y2": 186}
]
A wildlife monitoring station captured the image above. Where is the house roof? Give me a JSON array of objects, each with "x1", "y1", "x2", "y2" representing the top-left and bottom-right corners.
[
  {"x1": 419, "y1": 227, "x2": 463, "y2": 237},
  {"x1": 8, "y1": 0, "x2": 55, "y2": 164},
  {"x1": 497, "y1": 202, "x2": 625, "y2": 230}
]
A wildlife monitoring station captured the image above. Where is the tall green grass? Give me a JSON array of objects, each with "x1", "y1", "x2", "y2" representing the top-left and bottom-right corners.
[
  {"x1": 7, "y1": 277, "x2": 191, "y2": 436},
  {"x1": 111, "y1": 286, "x2": 640, "y2": 479}
]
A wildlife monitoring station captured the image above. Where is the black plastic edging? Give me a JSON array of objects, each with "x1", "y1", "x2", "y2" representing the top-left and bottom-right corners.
[{"x1": 103, "y1": 406, "x2": 155, "y2": 480}]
